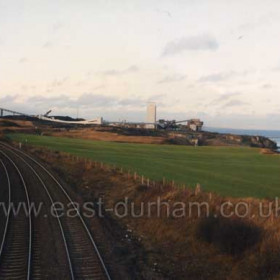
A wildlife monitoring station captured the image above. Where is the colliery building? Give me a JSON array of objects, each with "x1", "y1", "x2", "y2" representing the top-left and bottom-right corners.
[{"x1": 187, "y1": 119, "x2": 204, "y2": 132}]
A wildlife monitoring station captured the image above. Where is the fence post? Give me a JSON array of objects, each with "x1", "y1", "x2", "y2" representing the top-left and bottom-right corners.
[{"x1": 195, "y1": 183, "x2": 201, "y2": 195}]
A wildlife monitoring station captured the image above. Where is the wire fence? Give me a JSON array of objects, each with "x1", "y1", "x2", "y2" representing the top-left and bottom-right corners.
[{"x1": 50, "y1": 150, "x2": 204, "y2": 196}]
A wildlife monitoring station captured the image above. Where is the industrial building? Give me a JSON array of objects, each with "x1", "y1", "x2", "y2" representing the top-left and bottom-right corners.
[
  {"x1": 187, "y1": 119, "x2": 204, "y2": 132},
  {"x1": 0, "y1": 104, "x2": 204, "y2": 132}
]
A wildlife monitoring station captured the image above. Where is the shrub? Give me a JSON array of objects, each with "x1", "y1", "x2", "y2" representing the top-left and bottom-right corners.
[{"x1": 196, "y1": 216, "x2": 262, "y2": 255}]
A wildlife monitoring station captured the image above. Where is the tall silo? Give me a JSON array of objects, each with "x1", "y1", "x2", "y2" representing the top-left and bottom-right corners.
[{"x1": 146, "y1": 102, "x2": 156, "y2": 129}]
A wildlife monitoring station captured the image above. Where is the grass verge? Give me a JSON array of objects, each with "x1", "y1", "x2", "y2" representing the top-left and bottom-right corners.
[{"x1": 8, "y1": 133, "x2": 280, "y2": 198}]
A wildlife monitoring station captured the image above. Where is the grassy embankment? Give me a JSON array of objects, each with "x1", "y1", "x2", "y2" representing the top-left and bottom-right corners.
[
  {"x1": 25, "y1": 145, "x2": 280, "y2": 279},
  {"x1": 9, "y1": 133, "x2": 280, "y2": 198}
]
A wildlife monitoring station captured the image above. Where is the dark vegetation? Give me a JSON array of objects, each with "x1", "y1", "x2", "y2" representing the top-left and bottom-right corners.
[
  {"x1": 196, "y1": 216, "x2": 262, "y2": 255},
  {"x1": 0, "y1": 120, "x2": 20, "y2": 127}
]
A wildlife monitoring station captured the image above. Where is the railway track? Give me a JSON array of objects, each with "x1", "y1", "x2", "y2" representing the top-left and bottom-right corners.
[
  {"x1": 0, "y1": 160, "x2": 11, "y2": 258},
  {"x1": 0, "y1": 151, "x2": 31, "y2": 279},
  {"x1": 0, "y1": 142, "x2": 111, "y2": 279}
]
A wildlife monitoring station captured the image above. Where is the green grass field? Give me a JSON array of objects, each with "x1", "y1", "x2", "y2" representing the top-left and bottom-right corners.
[{"x1": 8, "y1": 133, "x2": 280, "y2": 198}]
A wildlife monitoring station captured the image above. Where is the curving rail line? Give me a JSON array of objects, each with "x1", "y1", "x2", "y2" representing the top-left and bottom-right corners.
[
  {"x1": 4, "y1": 148, "x2": 75, "y2": 279},
  {"x1": 0, "y1": 150, "x2": 32, "y2": 280},
  {"x1": 0, "y1": 160, "x2": 11, "y2": 259},
  {"x1": 0, "y1": 142, "x2": 111, "y2": 280}
]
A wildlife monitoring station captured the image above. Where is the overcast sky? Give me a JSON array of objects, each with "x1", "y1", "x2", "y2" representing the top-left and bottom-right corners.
[{"x1": 1, "y1": 0, "x2": 280, "y2": 129}]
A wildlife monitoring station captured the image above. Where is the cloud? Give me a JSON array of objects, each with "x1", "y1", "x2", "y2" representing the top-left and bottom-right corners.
[
  {"x1": 100, "y1": 65, "x2": 139, "y2": 76},
  {"x1": 223, "y1": 99, "x2": 248, "y2": 108},
  {"x1": 148, "y1": 93, "x2": 166, "y2": 100},
  {"x1": 0, "y1": 94, "x2": 19, "y2": 104},
  {"x1": 162, "y1": 34, "x2": 219, "y2": 56},
  {"x1": 237, "y1": 12, "x2": 277, "y2": 34},
  {"x1": 261, "y1": 84, "x2": 273, "y2": 89},
  {"x1": 125, "y1": 65, "x2": 139, "y2": 73},
  {"x1": 21, "y1": 84, "x2": 37, "y2": 91},
  {"x1": 199, "y1": 70, "x2": 251, "y2": 83},
  {"x1": 52, "y1": 22, "x2": 63, "y2": 32},
  {"x1": 78, "y1": 93, "x2": 147, "y2": 107},
  {"x1": 18, "y1": 57, "x2": 28, "y2": 63},
  {"x1": 77, "y1": 93, "x2": 117, "y2": 107},
  {"x1": 199, "y1": 71, "x2": 236, "y2": 82},
  {"x1": 207, "y1": 92, "x2": 242, "y2": 107},
  {"x1": 158, "y1": 74, "x2": 186, "y2": 84},
  {"x1": 50, "y1": 77, "x2": 68, "y2": 87},
  {"x1": 118, "y1": 97, "x2": 145, "y2": 106},
  {"x1": 43, "y1": 76, "x2": 69, "y2": 93},
  {"x1": 272, "y1": 65, "x2": 280, "y2": 72},
  {"x1": 155, "y1": 9, "x2": 172, "y2": 18},
  {"x1": 92, "y1": 85, "x2": 106, "y2": 90},
  {"x1": 211, "y1": 92, "x2": 242, "y2": 104},
  {"x1": 44, "y1": 77, "x2": 69, "y2": 93},
  {"x1": 23, "y1": 93, "x2": 150, "y2": 111},
  {"x1": 27, "y1": 94, "x2": 72, "y2": 107},
  {"x1": 42, "y1": 41, "x2": 52, "y2": 48}
]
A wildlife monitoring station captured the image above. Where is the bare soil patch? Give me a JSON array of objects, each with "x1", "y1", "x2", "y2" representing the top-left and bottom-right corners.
[
  {"x1": 50, "y1": 128, "x2": 165, "y2": 144},
  {"x1": 0, "y1": 119, "x2": 35, "y2": 132}
]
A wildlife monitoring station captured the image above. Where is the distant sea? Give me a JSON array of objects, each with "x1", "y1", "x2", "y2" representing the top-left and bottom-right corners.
[{"x1": 205, "y1": 127, "x2": 280, "y2": 151}]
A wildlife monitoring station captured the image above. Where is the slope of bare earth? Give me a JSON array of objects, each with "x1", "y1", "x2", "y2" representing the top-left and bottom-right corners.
[
  {"x1": 50, "y1": 128, "x2": 166, "y2": 144},
  {"x1": 0, "y1": 119, "x2": 34, "y2": 131},
  {"x1": 49, "y1": 127, "x2": 277, "y2": 149},
  {"x1": 24, "y1": 146, "x2": 280, "y2": 280}
]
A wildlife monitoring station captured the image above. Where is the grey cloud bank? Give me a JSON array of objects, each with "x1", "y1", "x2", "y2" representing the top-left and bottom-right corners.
[
  {"x1": 0, "y1": 93, "x2": 148, "y2": 112},
  {"x1": 26, "y1": 93, "x2": 146, "y2": 108},
  {"x1": 1, "y1": 93, "x2": 279, "y2": 130}
]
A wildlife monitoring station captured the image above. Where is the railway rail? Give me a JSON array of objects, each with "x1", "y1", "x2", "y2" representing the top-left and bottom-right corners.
[
  {"x1": 0, "y1": 160, "x2": 11, "y2": 258},
  {"x1": 0, "y1": 150, "x2": 32, "y2": 279},
  {"x1": 0, "y1": 142, "x2": 111, "y2": 280}
]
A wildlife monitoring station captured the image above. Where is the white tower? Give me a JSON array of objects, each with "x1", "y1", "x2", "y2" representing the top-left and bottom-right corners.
[{"x1": 146, "y1": 102, "x2": 156, "y2": 129}]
